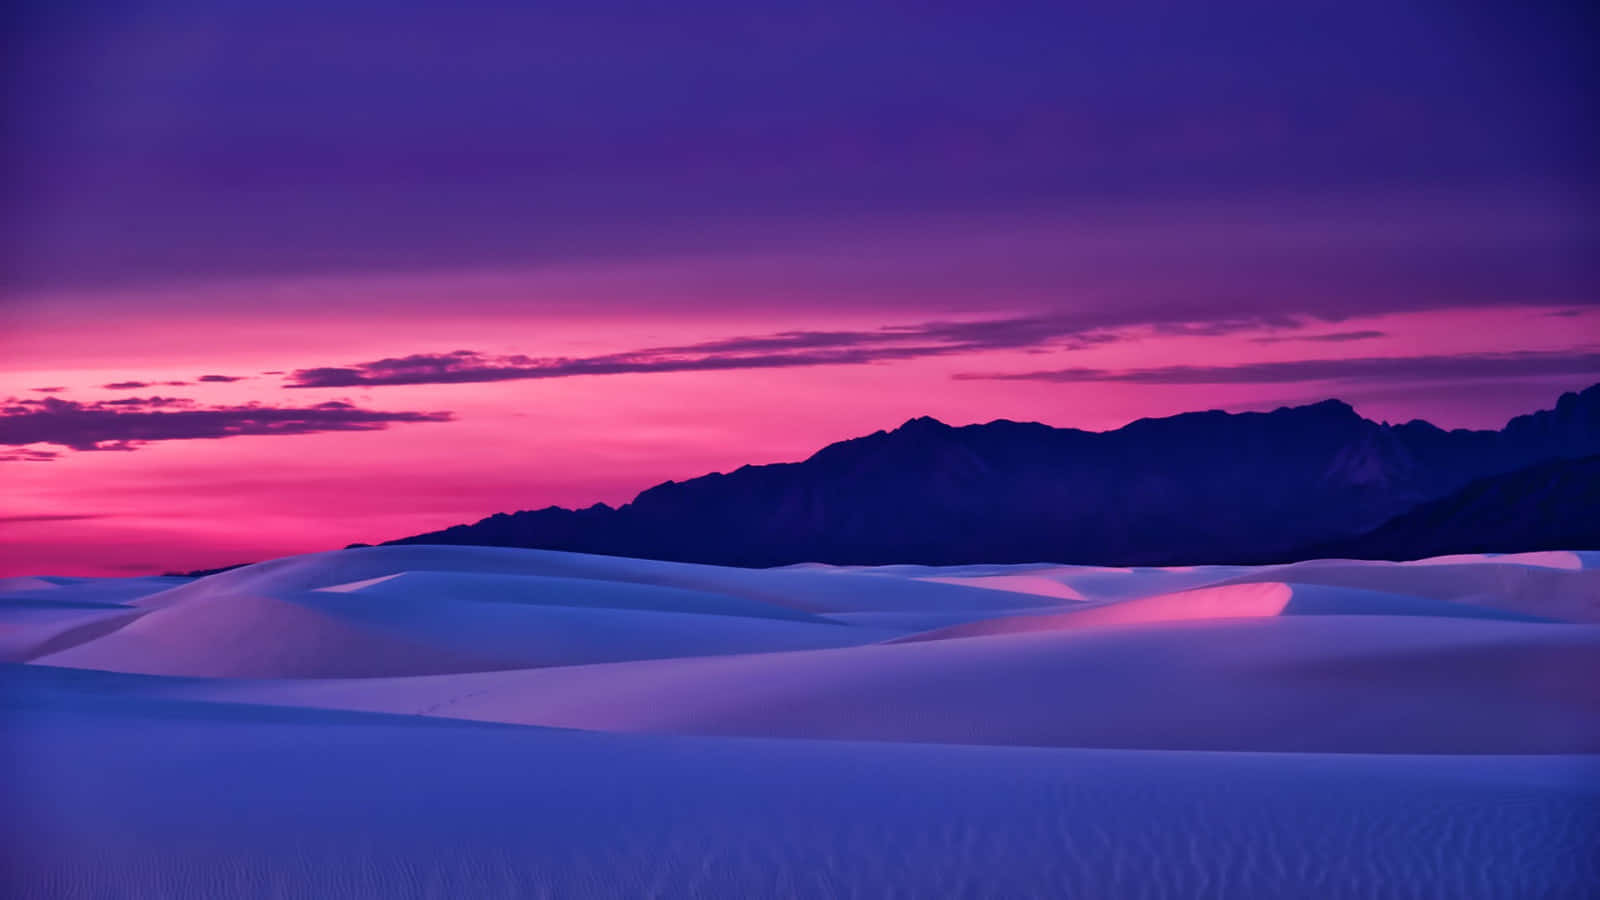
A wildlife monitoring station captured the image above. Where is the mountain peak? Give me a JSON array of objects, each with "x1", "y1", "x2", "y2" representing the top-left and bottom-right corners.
[
  {"x1": 1285, "y1": 397, "x2": 1359, "y2": 418},
  {"x1": 895, "y1": 415, "x2": 952, "y2": 433}
]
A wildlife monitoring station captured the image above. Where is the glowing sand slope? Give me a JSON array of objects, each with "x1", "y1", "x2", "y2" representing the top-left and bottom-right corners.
[{"x1": 4, "y1": 546, "x2": 1598, "y2": 898}]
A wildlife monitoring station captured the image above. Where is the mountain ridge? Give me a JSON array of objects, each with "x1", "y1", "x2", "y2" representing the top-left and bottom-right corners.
[
  {"x1": 1306, "y1": 453, "x2": 1600, "y2": 561},
  {"x1": 385, "y1": 383, "x2": 1600, "y2": 566}
]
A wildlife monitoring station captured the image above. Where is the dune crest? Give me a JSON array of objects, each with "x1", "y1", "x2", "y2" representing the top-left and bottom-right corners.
[
  {"x1": 913, "y1": 573, "x2": 1089, "y2": 601},
  {"x1": 892, "y1": 582, "x2": 1292, "y2": 642}
]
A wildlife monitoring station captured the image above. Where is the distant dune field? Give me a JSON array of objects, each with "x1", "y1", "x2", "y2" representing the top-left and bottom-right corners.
[{"x1": 4, "y1": 546, "x2": 1597, "y2": 898}]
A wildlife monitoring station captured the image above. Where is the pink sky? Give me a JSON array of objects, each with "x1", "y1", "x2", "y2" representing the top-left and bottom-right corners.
[{"x1": 3, "y1": 270, "x2": 1594, "y2": 575}]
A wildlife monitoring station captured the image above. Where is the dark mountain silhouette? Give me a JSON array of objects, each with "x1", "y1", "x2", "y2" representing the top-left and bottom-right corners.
[
  {"x1": 385, "y1": 383, "x2": 1600, "y2": 566},
  {"x1": 1300, "y1": 454, "x2": 1600, "y2": 561}
]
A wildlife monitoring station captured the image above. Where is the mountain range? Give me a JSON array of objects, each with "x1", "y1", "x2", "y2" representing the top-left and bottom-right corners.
[
  {"x1": 1307, "y1": 453, "x2": 1599, "y2": 561},
  {"x1": 382, "y1": 382, "x2": 1600, "y2": 566}
]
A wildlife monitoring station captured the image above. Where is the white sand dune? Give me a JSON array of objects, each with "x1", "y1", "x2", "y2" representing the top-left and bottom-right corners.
[
  {"x1": 820, "y1": 606, "x2": 1072, "y2": 631},
  {"x1": 7, "y1": 545, "x2": 1598, "y2": 897},
  {"x1": 0, "y1": 574, "x2": 190, "y2": 606},
  {"x1": 868, "y1": 561, "x2": 1251, "y2": 601},
  {"x1": 129, "y1": 545, "x2": 1063, "y2": 615},
  {"x1": 0, "y1": 575, "x2": 187, "y2": 663},
  {"x1": 317, "y1": 568, "x2": 833, "y2": 622},
  {"x1": 892, "y1": 580, "x2": 1551, "y2": 643},
  {"x1": 893, "y1": 581, "x2": 1295, "y2": 640},
  {"x1": 3, "y1": 664, "x2": 1595, "y2": 900},
  {"x1": 155, "y1": 614, "x2": 1600, "y2": 754},
  {"x1": 1397, "y1": 550, "x2": 1589, "y2": 570},
  {"x1": 0, "y1": 576, "x2": 66, "y2": 593},
  {"x1": 913, "y1": 572, "x2": 1090, "y2": 601},
  {"x1": 1216, "y1": 559, "x2": 1600, "y2": 621},
  {"x1": 0, "y1": 606, "x2": 143, "y2": 663},
  {"x1": 36, "y1": 583, "x2": 882, "y2": 679}
]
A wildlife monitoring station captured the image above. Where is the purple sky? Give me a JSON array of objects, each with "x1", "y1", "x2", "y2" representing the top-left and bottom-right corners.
[{"x1": 2, "y1": 1, "x2": 1595, "y2": 573}]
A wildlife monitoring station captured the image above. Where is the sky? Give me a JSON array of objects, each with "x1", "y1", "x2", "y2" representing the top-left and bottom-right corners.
[{"x1": 2, "y1": 1, "x2": 1596, "y2": 575}]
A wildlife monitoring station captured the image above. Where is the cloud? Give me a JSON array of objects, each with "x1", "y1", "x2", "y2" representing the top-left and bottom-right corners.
[
  {"x1": 0, "y1": 513, "x2": 107, "y2": 523},
  {"x1": 0, "y1": 448, "x2": 61, "y2": 463},
  {"x1": 1250, "y1": 330, "x2": 1387, "y2": 344},
  {"x1": 102, "y1": 380, "x2": 189, "y2": 390},
  {"x1": 98, "y1": 396, "x2": 195, "y2": 408},
  {"x1": 957, "y1": 349, "x2": 1600, "y2": 384},
  {"x1": 197, "y1": 374, "x2": 247, "y2": 383},
  {"x1": 0, "y1": 396, "x2": 452, "y2": 456},
  {"x1": 30, "y1": 386, "x2": 67, "y2": 393},
  {"x1": 285, "y1": 314, "x2": 1286, "y2": 388}
]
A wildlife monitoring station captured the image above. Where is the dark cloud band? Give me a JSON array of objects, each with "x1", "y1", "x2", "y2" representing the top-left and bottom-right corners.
[
  {"x1": 957, "y1": 349, "x2": 1600, "y2": 384},
  {"x1": 284, "y1": 314, "x2": 1287, "y2": 388},
  {"x1": 0, "y1": 396, "x2": 452, "y2": 456}
]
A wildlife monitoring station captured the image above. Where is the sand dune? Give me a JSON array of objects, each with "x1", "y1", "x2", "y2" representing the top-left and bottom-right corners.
[
  {"x1": 131, "y1": 545, "x2": 1063, "y2": 616},
  {"x1": 0, "y1": 606, "x2": 143, "y2": 663},
  {"x1": 873, "y1": 561, "x2": 1250, "y2": 601},
  {"x1": 0, "y1": 575, "x2": 186, "y2": 663},
  {"x1": 37, "y1": 583, "x2": 881, "y2": 678},
  {"x1": 156, "y1": 614, "x2": 1600, "y2": 754},
  {"x1": 317, "y1": 569, "x2": 833, "y2": 622},
  {"x1": 893, "y1": 580, "x2": 1551, "y2": 643},
  {"x1": 0, "y1": 576, "x2": 66, "y2": 593},
  {"x1": 913, "y1": 572, "x2": 1090, "y2": 601},
  {"x1": 1399, "y1": 550, "x2": 1590, "y2": 570},
  {"x1": 7, "y1": 669, "x2": 1594, "y2": 900},
  {"x1": 893, "y1": 581, "x2": 1294, "y2": 640},
  {"x1": 1217, "y1": 560, "x2": 1600, "y2": 621},
  {"x1": 0, "y1": 574, "x2": 190, "y2": 606},
  {"x1": 8, "y1": 546, "x2": 1598, "y2": 897}
]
